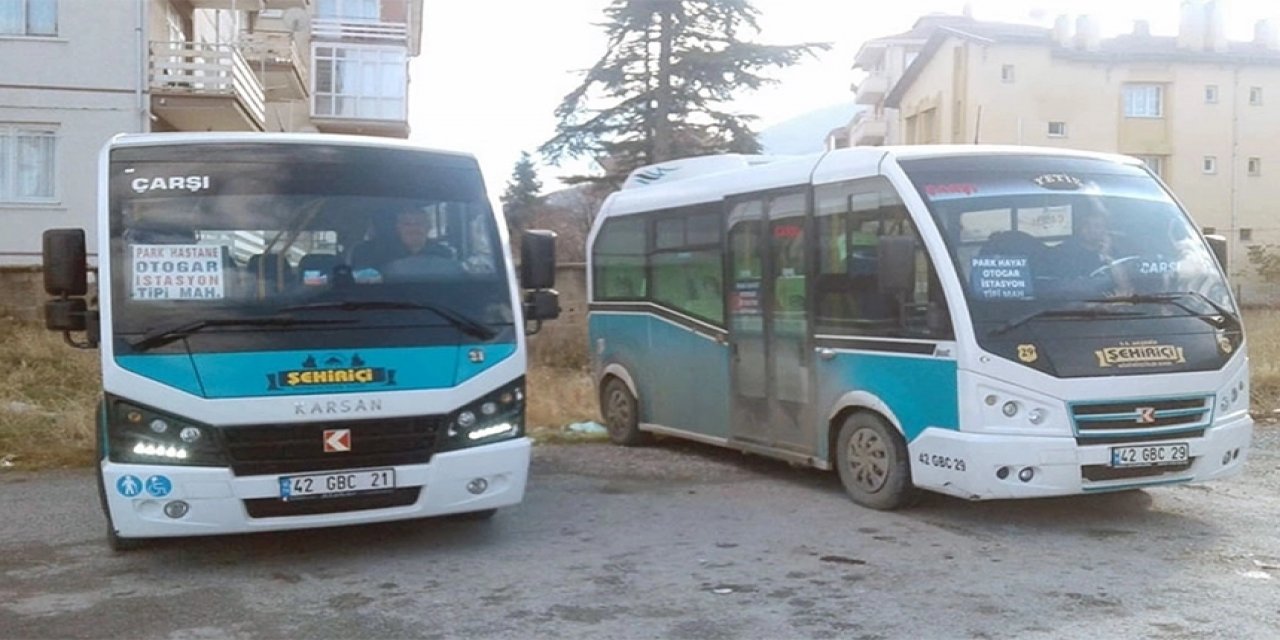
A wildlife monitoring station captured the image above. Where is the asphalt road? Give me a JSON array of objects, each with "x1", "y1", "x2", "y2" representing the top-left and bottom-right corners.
[{"x1": 1, "y1": 428, "x2": 1278, "y2": 640}]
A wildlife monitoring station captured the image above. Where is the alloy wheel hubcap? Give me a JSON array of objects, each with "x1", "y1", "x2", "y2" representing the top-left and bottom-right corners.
[{"x1": 846, "y1": 428, "x2": 890, "y2": 492}]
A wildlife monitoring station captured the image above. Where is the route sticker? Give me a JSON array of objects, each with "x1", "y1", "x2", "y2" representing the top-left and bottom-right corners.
[{"x1": 130, "y1": 244, "x2": 225, "y2": 301}]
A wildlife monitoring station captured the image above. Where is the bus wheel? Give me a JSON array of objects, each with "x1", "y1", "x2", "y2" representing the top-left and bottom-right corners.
[
  {"x1": 835, "y1": 412, "x2": 916, "y2": 510},
  {"x1": 601, "y1": 377, "x2": 649, "y2": 446}
]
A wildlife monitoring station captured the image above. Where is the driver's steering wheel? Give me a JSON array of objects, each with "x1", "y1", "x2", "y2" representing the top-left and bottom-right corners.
[{"x1": 1088, "y1": 255, "x2": 1141, "y2": 280}]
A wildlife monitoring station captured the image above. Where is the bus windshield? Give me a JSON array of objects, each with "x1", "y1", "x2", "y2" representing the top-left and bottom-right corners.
[
  {"x1": 900, "y1": 155, "x2": 1236, "y2": 332},
  {"x1": 108, "y1": 143, "x2": 512, "y2": 351}
]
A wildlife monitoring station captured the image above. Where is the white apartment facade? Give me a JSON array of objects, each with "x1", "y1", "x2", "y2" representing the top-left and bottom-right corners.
[{"x1": 0, "y1": 0, "x2": 422, "y2": 266}]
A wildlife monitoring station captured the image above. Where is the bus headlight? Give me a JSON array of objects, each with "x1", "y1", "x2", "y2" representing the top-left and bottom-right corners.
[
  {"x1": 442, "y1": 378, "x2": 525, "y2": 450},
  {"x1": 108, "y1": 398, "x2": 224, "y2": 467}
]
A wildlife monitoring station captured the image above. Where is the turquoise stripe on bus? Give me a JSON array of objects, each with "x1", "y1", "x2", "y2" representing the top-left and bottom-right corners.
[
  {"x1": 115, "y1": 343, "x2": 516, "y2": 398},
  {"x1": 590, "y1": 312, "x2": 731, "y2": 439},
  {"x1": 816, "y1": 351, "x2": 959, "y2": 442}
]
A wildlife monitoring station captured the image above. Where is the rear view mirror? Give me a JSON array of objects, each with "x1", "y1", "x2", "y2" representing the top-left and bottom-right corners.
[
  {"x1": 521, "y1": 230, "x2": 557, "y2": 290},
  {"x1": 525, "y1": 289, "x2": 561, "y2": 322},
  {"x1": 43, "y1": 229, "x2": 88, "y2": 296},
  {"x1": 45, "y1": 298, "x2": 87, "y2": 332},
  {"x1": 1205, "y1": 234, "x2": 1228, "y2": 271},
  {"x1": 877, "y1": 235, "x2": 917, "y2": 297}
]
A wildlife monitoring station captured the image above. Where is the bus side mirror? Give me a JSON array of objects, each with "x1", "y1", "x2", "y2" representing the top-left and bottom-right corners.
[
  {"x1": 43, "y1": 228, "x2": 88, "y2": 297},
  {"x1": 525, "y1": 289, "x2": 561, "y2": 322},
  {"x1": 45, "y1": 298, "x2": 87, "y2": 332},
  {"x1": 1205, "y1": 234, "x2": 1228, "y2": 271},
  {"x1": 877, "y1": 235, "x2": 917, "y2": 298},
  {"x1": 521, "y1": 230, "x2": 557, "y2": 290}
]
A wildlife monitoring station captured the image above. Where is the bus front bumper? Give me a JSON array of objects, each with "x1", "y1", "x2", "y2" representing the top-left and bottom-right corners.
[
  {"x1": 100, "y1": 437, "x2": 531, "y2": 539},
  {"x1": 907, "y1": 415, "x2": 1252, "y2": 500}
]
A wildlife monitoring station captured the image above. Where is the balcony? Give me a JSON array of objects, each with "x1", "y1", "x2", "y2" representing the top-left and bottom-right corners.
[
  {"x1": 311, "y1": 7, "x2": 422, "y2": 57},
  {"x1": 188, "y1": 0, "x2": 265, "y2": 9},
  {"x1": 239, "y1": 32, "x2": 309, "y2": 101},
  {"x1": 150, "y1": 41, "x2": 266, "y2": 132},
  {"x1": 850, "y1": 114, "x2": 888, "y2": 146},
  {"x1": 855, "y1": 73, "x2": 890, "y2": 106}
]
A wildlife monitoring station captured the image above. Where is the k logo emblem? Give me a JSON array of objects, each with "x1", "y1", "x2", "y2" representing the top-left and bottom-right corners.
[
  {"x1": 1136, "y1": 407, "x2": 1157, "y2": 424},
  {"x1": 1017, "y1": 344, "x2": 1038, "y2": 363}
]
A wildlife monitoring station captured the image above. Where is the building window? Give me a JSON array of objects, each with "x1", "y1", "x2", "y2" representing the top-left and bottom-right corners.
[
  {"x1": 1047, "y1": 121, "x2": 1067, "y2": 137},
  {"x1": 1205, "y1": 85, "x2": 1218, "y2": 103},
  {"x1": 1123, "y1": 84, "x2": 1164, "y2": 118},
  {"x1": 312, "y1": 45, "x2": 407, "y2": 121},
  {"x1": 1203, "y1": 226, "x2": 1217, "y2": 235},
  {"x1": 0, "y1": 125, "x2": 57, "y2": 203},
  {"x1": 1133, "y1": 155, "x2": 1164, "y2": 178},
  {"x1": 0, "y1": 0, "x2": 57, "y2": 36},
  {"x1": 1248, "y1": 157, "x2": 1262, "y2": 176},
  {"x1": 1250, "y1": 87, "x2": 1264, "y2": 106},
  {"x1": 316, "y1": 0, "x2": 380, "y2": 20},
  {"x1": 1203, "y1": 156, "x2": 1217, "y2": 174},
  {"x1": 1001, "y1": 64, "x2": 1015, "y2": 83},
  {"x1": 1240, "y1": 228, "x2": 1253, "y2": 241}
]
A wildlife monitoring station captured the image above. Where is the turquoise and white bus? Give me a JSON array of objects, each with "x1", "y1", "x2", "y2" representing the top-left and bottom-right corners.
[
  {"x1": 587, "y1": 146, "x2": 1251, "y2": 509},
  {"x1": 41, "y1": 133, "x2": 559, "y2": 549}
]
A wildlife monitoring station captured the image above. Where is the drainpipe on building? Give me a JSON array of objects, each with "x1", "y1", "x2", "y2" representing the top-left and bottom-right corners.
[
  {"x1": 1230, "y1": 65, "x2": 1241, "y2": 300},
  {"x1": 136, "y1": 0, "x2": 148, "y2": 131}
]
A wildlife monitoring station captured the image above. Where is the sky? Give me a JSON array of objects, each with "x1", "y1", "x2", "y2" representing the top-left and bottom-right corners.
[{"x1": 410, "y1": 0, "x2": 1274, "y2": 193}]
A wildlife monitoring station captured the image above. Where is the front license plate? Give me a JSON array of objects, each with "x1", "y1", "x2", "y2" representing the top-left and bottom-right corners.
[
  {"x1": 1110, "y1": 443, "x2": 1189, "y2": 468},
  {"x1": 279, "y1": 468, "x2": 395, "y2": 501}
]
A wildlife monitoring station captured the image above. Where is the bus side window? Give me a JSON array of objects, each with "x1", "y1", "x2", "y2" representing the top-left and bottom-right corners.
[
  {"x1": 649, "y1": 208, "x2": 723, "y2": 325},
  {"x1": 814, "y1": 177, "x2": 952, "y2": 339},
  {"x1": 593, "y1": 217, "x2": 648, "y2": 300}
]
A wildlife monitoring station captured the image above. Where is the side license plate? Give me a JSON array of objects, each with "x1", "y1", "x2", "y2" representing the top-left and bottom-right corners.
[
  {"x1": 1110, "y1": 443, "x2": 1189, "y2": 468},
  {"x1": 279, "y1": 468, "x2": 396, "y2": 501}
]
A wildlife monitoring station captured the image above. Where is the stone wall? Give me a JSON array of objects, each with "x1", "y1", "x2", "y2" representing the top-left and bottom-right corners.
[{"x1": 0, "y1": 267, "x2": 44, "y2": 321}]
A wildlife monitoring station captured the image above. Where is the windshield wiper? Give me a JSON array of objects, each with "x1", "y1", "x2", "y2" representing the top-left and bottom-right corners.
[
  {"x1": 990, "y1": 307, "x2": 1144, "y2": 337},
  {"x1": 129, "y1": 317, "x2": 354, "y2": 352},
  {"x1": 1085, "y1": 292, "x2": 1236, "y2": 329},
  {"x1": 281, "y1": 300, "x2": 497, "y2": 340}
]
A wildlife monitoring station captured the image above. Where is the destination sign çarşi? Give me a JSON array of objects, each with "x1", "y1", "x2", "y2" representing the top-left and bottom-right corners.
[
  {"x1": 970, "y1": 255, "x2": 1032, "y2": 300},
  {"x1": 130, "y1": 244, "x2": 225, "y2": 301}
]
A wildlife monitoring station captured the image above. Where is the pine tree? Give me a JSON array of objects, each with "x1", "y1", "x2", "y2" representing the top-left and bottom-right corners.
[
  {"x1": 541, "y1": 0, "x2": 826, "y2": 187},
  {"x1": 500, "y1": 151, "x2": 543, "y2": 230}
]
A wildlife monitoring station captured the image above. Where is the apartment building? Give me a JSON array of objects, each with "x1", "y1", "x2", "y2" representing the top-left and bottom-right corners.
[
  {"x1": 0, "y1": 0, "x2": 422, "y2": 268},
  {"x1": 879, "y1": 1, "x2": 1280, "y2": 300}
]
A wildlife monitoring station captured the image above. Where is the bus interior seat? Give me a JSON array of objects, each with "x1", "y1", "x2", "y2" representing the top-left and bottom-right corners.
[{"x1": 246, "y1": 253, "x2": 293, "y2": 294}]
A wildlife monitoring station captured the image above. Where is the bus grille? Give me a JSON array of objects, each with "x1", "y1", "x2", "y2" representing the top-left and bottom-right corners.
[
  {"x1": 219, "y1": 416, "x2": 442, "y2": 477},
  {"x1": 1071, "y1": 396, "x2": 1212, "y2": 445}
]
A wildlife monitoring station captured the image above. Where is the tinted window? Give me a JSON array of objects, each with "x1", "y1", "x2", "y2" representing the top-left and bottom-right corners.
[{"x1": 593, "y1": 217, "x2": 647, "y2": 300}]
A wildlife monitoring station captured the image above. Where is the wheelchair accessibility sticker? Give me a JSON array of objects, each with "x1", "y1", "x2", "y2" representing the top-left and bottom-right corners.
[{"x1": 145, "y1": 475, "x2": 173, "y2": 497}]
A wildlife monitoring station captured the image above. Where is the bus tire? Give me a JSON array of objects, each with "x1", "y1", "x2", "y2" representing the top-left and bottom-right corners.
[
  {"x1": 601, "y1": 377, "x2": 649, "y2": 446},
  {"x1": 834, "y1": 412, "x2": 917, "y2": 511},
  {"x1": 106, "y1": 526, "x2": 146, "y2": 552}
]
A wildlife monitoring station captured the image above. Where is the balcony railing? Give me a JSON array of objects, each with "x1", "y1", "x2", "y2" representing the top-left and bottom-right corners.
[
  {"x1": 239, "y1": 31, "x2": 310, "y2": 100},
  {"x1": 149, "y1": 41, "x2": 266, "y2": 130},
  {"x1": 850, "y1": 114, "x2": 888, "y2": 146},
  {"x1": 855, "y1": 74, "x2": 890, "y2": 106},
  {"x1": 312, "y1": 17, "x2": 409, "y2": 44}
]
